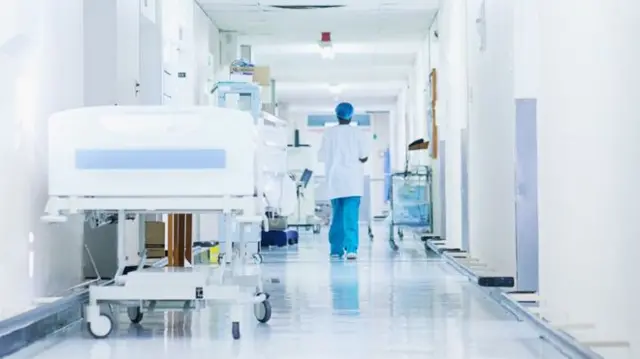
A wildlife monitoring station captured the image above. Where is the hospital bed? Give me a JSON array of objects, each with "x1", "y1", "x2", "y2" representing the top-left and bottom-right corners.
[{"x1": 41, "y1": 105, "x2": 275, "y2": 340}]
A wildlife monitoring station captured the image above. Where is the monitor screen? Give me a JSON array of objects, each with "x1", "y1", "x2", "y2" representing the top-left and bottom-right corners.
[{"x1": 300, "y1": 169, "x2": 313, "y2": 188}]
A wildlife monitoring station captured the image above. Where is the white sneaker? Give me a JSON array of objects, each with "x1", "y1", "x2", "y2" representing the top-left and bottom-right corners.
[{"x1": 345, "y1": 252, "x2": 357, "y2": 260}]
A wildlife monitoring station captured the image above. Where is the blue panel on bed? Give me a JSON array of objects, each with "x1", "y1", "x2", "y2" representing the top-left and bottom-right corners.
[{"x1": 75, "y1": 149, "x2": 227, "y2": 170}]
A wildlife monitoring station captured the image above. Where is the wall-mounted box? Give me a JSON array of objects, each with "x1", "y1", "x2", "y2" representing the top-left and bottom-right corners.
[{"x1": 253, "y1": 66, "x2": 271, "y2": 86}]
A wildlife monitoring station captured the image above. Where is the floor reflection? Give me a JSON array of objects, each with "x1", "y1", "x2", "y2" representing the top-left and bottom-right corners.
[
  {"x1": 9, "y1": 226, "x2": 569, "y2": 359},
  {"x1": 330, "y1": 261, "x2": 360, "y2": 316}
]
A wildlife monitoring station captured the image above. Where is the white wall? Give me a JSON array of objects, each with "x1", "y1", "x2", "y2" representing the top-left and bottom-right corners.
[
  {"x1": 428, "y1": 16, "x2": 439, "y2": 71},
  {"x1": 427, "y1": 15, "x2": 444, "y2": 238},
  {"x1": 465, "y1": 0, "x2": 516, "y2": 276},
  {"x1": 407, "y1": 33, "x2": 431, "y2": 168},
  {"x1": 392, "y1": 88, "x2": 408, "y2": 171},
  {"x1": 139, "y1": 0, "x2": 163, "y2": 105},
  {"x1": 116, "y1": 0, "x2": 141, "y2": 105},
  {"x1": 0, "y1": 0, "x2": 86, "y2": 317},
  {"x1": 437, "y1": 0, "x2": 467, "y2": 250},
  {"x1": 0, "y1": 0, "x2": 223, "y2": 317},
  {"x1": 537, "y1": 1, "x2": 640, "y2": 356},
  {"x1": 369, "y1": 113, "x2": 391, "y2": 216}
]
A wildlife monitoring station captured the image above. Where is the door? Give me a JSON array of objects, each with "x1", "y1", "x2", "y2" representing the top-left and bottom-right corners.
[
  {"x1": 439, "y1": 140, "x2": 447, "y2": 239},
  {"x1": 514, "y1": 98, "x2": 539, "y2": 292},
  {"x1": 460, "y1": 129, "x2": 470, "y2": 251}
]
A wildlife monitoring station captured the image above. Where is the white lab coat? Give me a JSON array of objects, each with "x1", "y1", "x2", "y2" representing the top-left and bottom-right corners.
[{"x1": 318, "y1": 124, "x2": 369, "y2": 200}]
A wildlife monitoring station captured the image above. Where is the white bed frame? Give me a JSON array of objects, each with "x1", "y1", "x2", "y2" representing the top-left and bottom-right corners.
[{"x1": 41, "y1": 105, "x2": 278, "y2": 340}]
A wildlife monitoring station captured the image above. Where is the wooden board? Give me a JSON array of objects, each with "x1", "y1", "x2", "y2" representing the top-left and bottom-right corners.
[
  {"x1": 430, "y1": 68, "x2": 439, "y2": 159},
  {"x1": 167, "y1": 214, "x2": 193, "y2": 267}
]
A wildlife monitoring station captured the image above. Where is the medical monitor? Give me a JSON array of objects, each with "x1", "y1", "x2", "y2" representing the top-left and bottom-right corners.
[{"x1": 300, "y1": 169, "x2": 313, "y2": 188}]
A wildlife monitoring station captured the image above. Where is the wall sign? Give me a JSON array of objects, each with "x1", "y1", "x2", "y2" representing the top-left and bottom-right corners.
[{"x1": 307, "y1": 114, "x2": 371, "y2": 127}]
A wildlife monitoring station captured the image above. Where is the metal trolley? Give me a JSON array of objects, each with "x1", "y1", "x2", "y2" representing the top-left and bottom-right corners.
[
  {"x1": 388, "y1": 166, "x2": 433, "y2": 251},
  {"x1": 314, "y1": 175, "x2": 375, "y2": 241}
]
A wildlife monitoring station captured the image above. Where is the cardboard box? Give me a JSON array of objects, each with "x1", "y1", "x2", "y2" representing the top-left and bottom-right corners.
[
  {"x1": 146, "y1": 248, "x2": 166, "y2": 258},
  {"x1": 252, "y1": 66, "x2": 271, "y2": 86},
  {"x1": 145, "y1": 221, "x2": 165, "y2": 258}
]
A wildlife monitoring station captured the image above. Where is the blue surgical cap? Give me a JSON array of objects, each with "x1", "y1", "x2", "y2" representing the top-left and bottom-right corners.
[{"x1": 335, "y1": 102, "x2": 354, "y2": 120}]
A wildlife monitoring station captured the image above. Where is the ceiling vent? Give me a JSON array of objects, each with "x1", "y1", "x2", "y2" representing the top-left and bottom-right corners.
[{"x1": 268, "y1": 5, "x2": 345, "y2": 10}]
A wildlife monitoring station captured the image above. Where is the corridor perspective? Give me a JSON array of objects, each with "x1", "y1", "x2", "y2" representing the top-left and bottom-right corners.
[{"x1": 1, "y1": 1, "x2": 639, "y2": 359}]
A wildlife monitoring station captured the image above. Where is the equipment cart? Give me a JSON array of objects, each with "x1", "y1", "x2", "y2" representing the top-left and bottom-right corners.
[
  {"x1": 388, "y1": 166, "x2": 433, "y2": 251},
  {"x1": 313, "y1": 175, "x2": 374, "y2": 241}
]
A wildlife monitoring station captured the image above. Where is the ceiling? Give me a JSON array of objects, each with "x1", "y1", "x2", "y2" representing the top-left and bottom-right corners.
[{"x1": 197, "y1": 0, "x2": 438, "y2": 110}]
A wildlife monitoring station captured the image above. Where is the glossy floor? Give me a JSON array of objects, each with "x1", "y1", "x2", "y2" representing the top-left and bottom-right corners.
[{"x1": 10, "y1": 228, "x2": 567, "y2": 359}]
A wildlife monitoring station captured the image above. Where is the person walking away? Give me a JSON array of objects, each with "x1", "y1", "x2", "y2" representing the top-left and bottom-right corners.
[{"x1": 318, "y1": 102, "x2": 369, "y2": 260}]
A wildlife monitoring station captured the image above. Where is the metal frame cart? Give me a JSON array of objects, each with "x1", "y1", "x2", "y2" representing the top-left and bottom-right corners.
[
  {"x1": 388, "y1": 166, "x2": 433, "y2": 251},
  {"x1": 42, "y1": 99, "x2": 275, "y2": 341},
  {"x1": 312, "y1": 175, "x2": 374, "y2": 240},
  {"x1": 363, "y1": 176, "x2": 375, "y2": 241},
  {"x1": 287, "y1": 169, "x2": 322, "y2": 234}
]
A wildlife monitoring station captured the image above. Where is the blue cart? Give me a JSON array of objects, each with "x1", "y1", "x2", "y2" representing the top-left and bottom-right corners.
[{"x1": 388, "y1": 167, "x2": 433, "y2": 251}]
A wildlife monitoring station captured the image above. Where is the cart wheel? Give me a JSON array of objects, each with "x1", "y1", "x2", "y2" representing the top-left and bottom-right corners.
[
  {"x1": 254, "y1": 299, "x2": 272, "y2": 324},
  {"x1": 100, "y1": 303, "x2": 115, "y2": 318},
  {"x1": 388, "y1": 239, "x2": 399, "y2": 252},
  {"x1": 231, "y1": 321, "x2": 241, "y2": 340},
  {"x1": 217, "y1": 253, "x2": 224, "y2": 265},
  {"x1": 87, "y1": 313, "x2": 114, "y2": 339},
  {"x1": 398, "y1": 229, "x2": 404, "y2": 240},
  {"x1": 252, "y1": 253, "x2": 263, "y2": 264},
  {"x1": 313, "y1": 225, "x2": 321, "y2": 234},
  {"x1": 127, "y1": 306, "x2": 143, "y2": 324}
]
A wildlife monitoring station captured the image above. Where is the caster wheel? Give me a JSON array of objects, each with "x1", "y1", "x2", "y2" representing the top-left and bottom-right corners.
[
  {"x1": 388, "y1": 240, "x2": 399, "y2": 252},
  {"x1": 254, "y1": 297, "x2": 272, "y2": 324},
  {"x1": 252, "y1": 253, "x2": 263, "y2": 264},
  {"x1": 87, "y1": 313, "x2": 114, "y2": 339},
  {"x1": 127, "y1": 306, "x2": 143, "y2": 324},
  {"x1": 313, "y1": 225, "x2": 321, "y2": 234},
  {"x1": 231, "y1": 321, "x2": 240, "y2": 340},
  {"x1": 398, "y1": 229, "x2": 404, "y2": 240},
  {"x1": 217, "y1": 253, "x2": 224, "y2": 265}
]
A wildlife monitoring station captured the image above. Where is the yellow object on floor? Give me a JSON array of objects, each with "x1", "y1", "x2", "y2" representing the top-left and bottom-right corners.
[{"x1": 209, "y1": 245, "x2": 219, "y2": 263}]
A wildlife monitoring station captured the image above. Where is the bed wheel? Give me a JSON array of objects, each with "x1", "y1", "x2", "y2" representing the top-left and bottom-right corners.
[
  {"x1": 87, "y1": 313, "x2": 114, "y2": 339},
  {"x1": 232, "y1": 321, "x2": 241, "y2": 340},
  {"x1": 127, "y1": 306, "x2": 143, "y2": 324}
]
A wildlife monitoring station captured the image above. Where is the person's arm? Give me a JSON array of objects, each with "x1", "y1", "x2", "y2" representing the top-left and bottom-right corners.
[{"x1": 358, "y1": 131, "x2": 369, "y2": 163}]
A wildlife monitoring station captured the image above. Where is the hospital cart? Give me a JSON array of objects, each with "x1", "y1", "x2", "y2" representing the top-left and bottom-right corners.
[
  {"x1": 314, "y1": 175, "x2": 374, "y2": 240},
  {"x1": 362, "y1": 175, "x2": 375, "y2": 241},
  {"x1": 388, "y1": 166, "x2": 433, "y2": 251},
  {"x1": 41, "y1": 105, "x2": 282, "y2": 341},
  {"x1": 288, "y1": 169, "x2": 322, "y2": 234}
]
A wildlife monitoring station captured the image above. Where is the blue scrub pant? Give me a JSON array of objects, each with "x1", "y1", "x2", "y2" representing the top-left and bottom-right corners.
[{"x1": 329, "y1": 196, "x2": 361, "y2": 255}]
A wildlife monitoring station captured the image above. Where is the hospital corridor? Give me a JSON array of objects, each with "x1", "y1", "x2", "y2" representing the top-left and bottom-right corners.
[{"x1": 1, "y1": 0, "x2": 639, "y2": 359}]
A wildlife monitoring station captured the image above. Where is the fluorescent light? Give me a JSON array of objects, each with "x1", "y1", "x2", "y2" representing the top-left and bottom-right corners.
[
  {"x1": 320, "y1": 45, "x2": 335, "y2": 59},
  {"x1": 328, "y1": 84, "x2": 342, "y2": 94}
]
